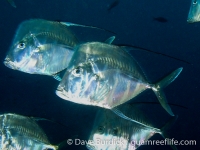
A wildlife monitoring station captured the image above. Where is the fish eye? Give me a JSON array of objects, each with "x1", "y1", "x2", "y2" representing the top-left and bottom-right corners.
[
  {"x1": 193, "y1": 0, "x2": 197, "y2": 4},
  {"x1": 93, "y1": 74, "x2": 99, "y2": 80},
  {"x1": 97, "y1": 126, "x2": 105, "y2": 134},
  {"x1": 17, "y1": 42, "x2": 26, "y2": 49},
  {"x1": 112, "y1": 128, "x2": 118, "y2": 136},
  {"x1": 72, "y1": 67, "x2": 83, "y2": 77}
]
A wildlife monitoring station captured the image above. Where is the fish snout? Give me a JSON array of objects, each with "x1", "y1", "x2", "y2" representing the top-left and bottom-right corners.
[
  {"x1": 57, "y1": 85, "x2": 64, "y2": 92},
  {"x1": 56, "y1": 85, "x2": 70, "y2": 100},
  {"x1": 4, "y1": 58, "x2": 16, "y2": 69}
]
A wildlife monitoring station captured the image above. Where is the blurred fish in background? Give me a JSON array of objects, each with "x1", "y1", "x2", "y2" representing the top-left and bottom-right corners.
[
  {"x1": 187, "y1": 0, "x2": 200, "y2": 23},
  {"x1": 153, "y1": 17, "x2": 168, "y2": 23},
  {"x1": 7, "y1": 0, "x2": 16, "y2": 8},
  {"x1": 0, "y1": 113, "x2": 67, "y2": 149},
  {"x1": 107, "y1": 0, "x2": 120, "y2": 12},
  {"x1": 56, "y1": 42, "x2": 182, "y2": 116},
  {"x1": 86, "y1": 104, "x2": 178, "y2": 150}
]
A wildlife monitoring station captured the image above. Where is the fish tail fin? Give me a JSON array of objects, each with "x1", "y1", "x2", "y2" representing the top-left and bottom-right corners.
[
  {"x1": 160, "y1": 115, "x2": 178, "y2": 150},
  {"x1": 152, "y1": 67, "x2": 183, "y2": 116}
]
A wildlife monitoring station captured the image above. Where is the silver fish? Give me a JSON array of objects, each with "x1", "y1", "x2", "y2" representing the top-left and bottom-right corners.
[
  {"x1": 4, "y1": 19, "x2": 115, "y2": 81},
  {"x1": 187, "y1": 0, "x2": 200, "y2": 23},
  {"x1": 56, "y1": 42, "x2": 182, "y2": 116},
  {"x1": 4, "y1": 19, "x2": 78, "y2": 79},
  {"x1": 0, "y1": 113, "x2": 64, "y2": 150},
  {"x1": 86, "y1": 105, "x2": 177, "y2": 150}
]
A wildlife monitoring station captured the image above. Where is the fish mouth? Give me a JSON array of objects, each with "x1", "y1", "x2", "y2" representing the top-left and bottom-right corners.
[
  {"x1": 56, "y1": 86, "x2": 70, "y2": 100},
  {"x1": 56, "y1": 85, "x2": 90, "y2": 105},
  {"x1": 4, "y1": 58, "x2": 17, "y2": 70}
]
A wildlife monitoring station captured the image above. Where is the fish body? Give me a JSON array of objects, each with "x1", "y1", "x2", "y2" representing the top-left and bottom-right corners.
[
  {"x1": 4, "y1": 19, "x2": 78, "y2": 76},
  {"x1": 56, "y1": 42, "x2": 182, "y2": 116},
  {"x1": 187, "y1": 0, "x2": 200, "y2": 23},
  {"x1": 86, "y1": 105, "x2": 177, "y2": 150},
  {"x1": 0, "y1": 113, "x2": 58, "y2": 150}
]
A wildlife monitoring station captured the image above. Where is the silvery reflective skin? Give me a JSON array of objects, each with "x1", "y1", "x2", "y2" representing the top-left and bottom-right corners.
[
  {"x1": 187, "y1": 0, "x2": 200, "y2": 23},
  {"x1": 0, "y1": 113, "x2": 58, "y2": 150},
  {"x1": 4, "y1": 19, "x2": 78, "y2": 76},
  {"x1": 56, "y1": 42, "x2": 182, "y2": 116},
  {"x1": 86, "y1": 105, "x2": 177, "y2": 150}
]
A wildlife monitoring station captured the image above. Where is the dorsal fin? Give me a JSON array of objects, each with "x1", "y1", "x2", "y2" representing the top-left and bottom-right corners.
[
  {"x1": 59, "y1": 21, "x2": 116, "y2": 35},
  {"x1": 119, "y1": 44, "x2": 191, "y2": 65},
  {"x1": 104, "y1": 36, "x2": 115, "y2": 44}
]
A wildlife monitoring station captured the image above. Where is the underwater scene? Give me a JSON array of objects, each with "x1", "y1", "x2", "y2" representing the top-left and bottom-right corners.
[{"x1": 0, "y1": 0, "x2": 199, "y2": 150}]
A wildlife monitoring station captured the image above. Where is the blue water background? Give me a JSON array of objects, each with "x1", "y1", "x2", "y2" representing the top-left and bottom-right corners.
[{"x1": 0, "y1": 0, "x2": 199, "y2": 149}]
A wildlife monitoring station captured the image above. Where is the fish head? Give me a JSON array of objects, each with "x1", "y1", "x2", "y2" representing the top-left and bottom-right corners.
[
  {"x1": 87, "y1": 110, "x2": 128, "y2": 150},
  {"x1": 56, "y1": 42, "x2": 113, "y2": 107},
  {"x1": 4, "y1": 33, "x2": 44, "y2": 74},
  {"x1": 187, "y1": 0, "x2": 200, "y2": 23},
  {"x1": 56, "y1": 62, "x2": 103, "y2": 105}
]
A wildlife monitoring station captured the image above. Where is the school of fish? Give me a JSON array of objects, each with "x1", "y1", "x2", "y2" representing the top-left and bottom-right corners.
[
  {"x1": 2, "y1": 1, "x2": 187, "y2": 149},
  {"x1": 4, "y1": 19, "x2": 115, "y2": 81},
  {"x1": 56, "y1": 42, "x2": 182, "y2": 117}
]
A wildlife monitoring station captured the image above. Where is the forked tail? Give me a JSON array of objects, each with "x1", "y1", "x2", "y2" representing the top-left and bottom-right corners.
[{"x1": 152, "y1": 68, "x2": 183, "y2": 116}]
